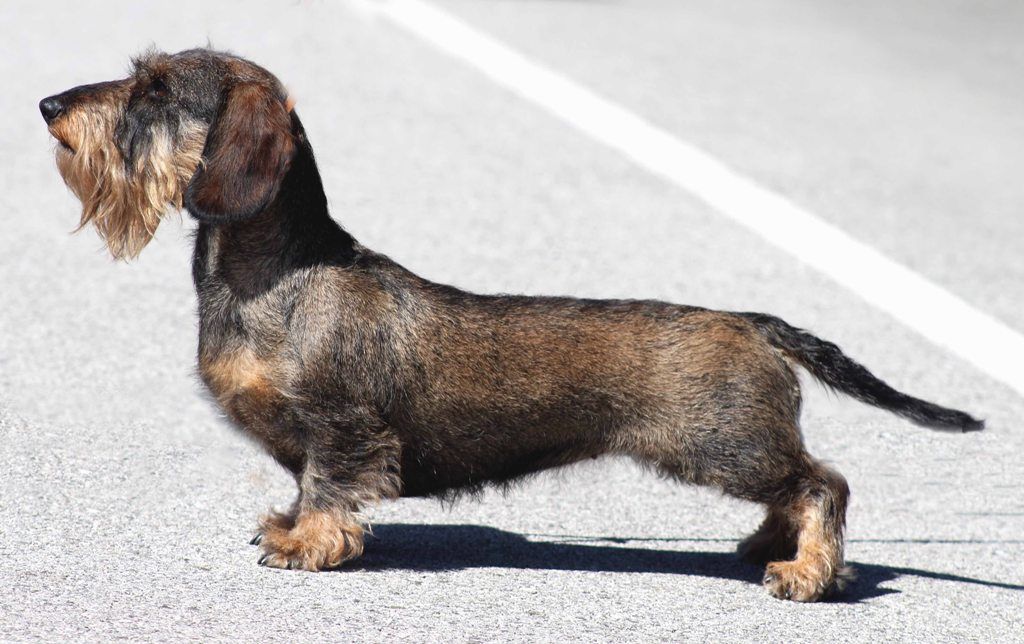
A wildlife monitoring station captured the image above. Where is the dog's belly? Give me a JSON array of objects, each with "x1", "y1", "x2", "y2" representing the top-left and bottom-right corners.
[
  {"x1": 397, "y1": 440, "x2": 592, "y2": 497},
  {"x1": 393, "y1": 410, "x2": 609, "y2": 497}
]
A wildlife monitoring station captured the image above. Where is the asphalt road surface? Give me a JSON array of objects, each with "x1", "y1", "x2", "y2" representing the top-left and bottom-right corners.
[{"x1": 2, "y1": 0, "x2": 1022, "y2": 641}]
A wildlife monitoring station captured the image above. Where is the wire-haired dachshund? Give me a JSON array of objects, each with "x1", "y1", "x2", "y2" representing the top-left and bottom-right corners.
[{"x1": 40, "y1": 48, "x2": 983, "y2": 601}]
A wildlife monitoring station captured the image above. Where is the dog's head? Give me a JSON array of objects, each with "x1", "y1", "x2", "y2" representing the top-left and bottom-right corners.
[{"x1": 40, "y1": 48, "x2": 297, "y2": 259}]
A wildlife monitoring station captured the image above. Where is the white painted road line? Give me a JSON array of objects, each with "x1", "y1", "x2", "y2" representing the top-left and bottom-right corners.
[{"x1": 362, "y1": 0, "x2": 1024, "y2": 398}]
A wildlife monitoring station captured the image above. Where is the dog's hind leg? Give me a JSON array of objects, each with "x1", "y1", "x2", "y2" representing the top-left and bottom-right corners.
[
  {"x1": 626, "y1": 410, "x2": 850, "y2": 600},
  {"x1": 712, "y1": 450, "x2": 851, "y2": 601},
  {"x1": 693, "y1": 420, "x2": 851, "y2": 601},
  {"x1": 753, "y1": 459, "x2": 852, "y2": 601}
]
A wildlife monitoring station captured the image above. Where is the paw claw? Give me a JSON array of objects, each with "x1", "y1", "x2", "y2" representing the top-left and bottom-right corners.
[{"x1": 250, "y1": 533, "x2": 263, "y2": 546}]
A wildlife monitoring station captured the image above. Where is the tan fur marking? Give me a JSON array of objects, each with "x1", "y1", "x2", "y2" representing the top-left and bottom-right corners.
[
  {"x1": 258, "y1": 510, "x2": 364, "y2": 571},
  {"x1": 199, "y1": 347, "x2": 277, "y2": 407}
]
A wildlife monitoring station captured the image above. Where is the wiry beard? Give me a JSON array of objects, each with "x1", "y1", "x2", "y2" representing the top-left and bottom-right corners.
[{"x1": 51, "y1": 97, "x2": 206, "y2": 260}]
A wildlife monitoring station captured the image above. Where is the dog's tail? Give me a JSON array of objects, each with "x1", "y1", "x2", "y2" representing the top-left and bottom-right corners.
[{"x1": 736, "y1": 312, "x2": 984, "y2": 432}]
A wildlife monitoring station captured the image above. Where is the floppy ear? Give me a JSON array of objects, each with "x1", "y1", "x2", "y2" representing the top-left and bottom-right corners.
[{"x1": 185, "y1": 82, "x2": 296, "y2": 223}]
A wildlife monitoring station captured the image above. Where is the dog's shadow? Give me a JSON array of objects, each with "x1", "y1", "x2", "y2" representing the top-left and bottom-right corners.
[{"x1": 356, "y1": 524, "x2": 1024, "y2": 602}]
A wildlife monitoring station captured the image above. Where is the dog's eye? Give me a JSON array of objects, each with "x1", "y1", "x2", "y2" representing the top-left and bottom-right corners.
[{"x1": 147, "y1": 78, "x2": 169, "y2": 100}]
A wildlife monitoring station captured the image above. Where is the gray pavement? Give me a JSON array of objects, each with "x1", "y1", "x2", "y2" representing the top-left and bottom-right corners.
[{"x1": 1, "y1": 1, "x2": 1022, "y2": 641}]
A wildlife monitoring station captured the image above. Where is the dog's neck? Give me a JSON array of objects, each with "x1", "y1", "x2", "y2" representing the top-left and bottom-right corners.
[{"x1": 191, "y1": 133, "x2": 358, "y2": 299}]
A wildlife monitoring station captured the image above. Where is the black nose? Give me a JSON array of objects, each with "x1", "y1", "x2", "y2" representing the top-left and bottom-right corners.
[{"x1": 39, "y1": 96, "x2": 65, "y2": 124}]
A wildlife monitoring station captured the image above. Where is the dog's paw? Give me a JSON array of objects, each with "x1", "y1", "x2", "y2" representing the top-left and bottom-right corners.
[
  {"x1": 256, "y1": 510, "x2": 363, "y2": 572},
  {"x1": 763, "y1": 560, "x2": 832, "y2": 602},
  {"x1": 762, "y1": 561, "x2": 853, "y2": 601}
]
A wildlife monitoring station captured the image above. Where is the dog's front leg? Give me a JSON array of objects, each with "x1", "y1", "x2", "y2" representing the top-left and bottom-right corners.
[{"x1": 255, "y1": 406, "x2": 401, "y2": 571}]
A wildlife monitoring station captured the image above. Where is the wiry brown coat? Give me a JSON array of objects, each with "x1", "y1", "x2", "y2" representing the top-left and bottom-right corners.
[{"x1": 40, "y1": 48, "x2": 982, "y2": 602}]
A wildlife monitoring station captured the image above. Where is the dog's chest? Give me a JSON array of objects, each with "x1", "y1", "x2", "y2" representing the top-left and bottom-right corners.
[
  {"x1": 197, "y1": 330, "x2": 307, "y2": 472},
  {"x1": 195, "y1": 282, "x2": 304, "y2": 464}
]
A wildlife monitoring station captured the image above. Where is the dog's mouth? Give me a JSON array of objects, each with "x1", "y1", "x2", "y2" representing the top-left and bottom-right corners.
[
  {"x1": 47, "y1": 127, "x2": 75, "y2": 154},
  {"x1": 55, "y1": 137, "x2": 75, "y2": 154}
]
